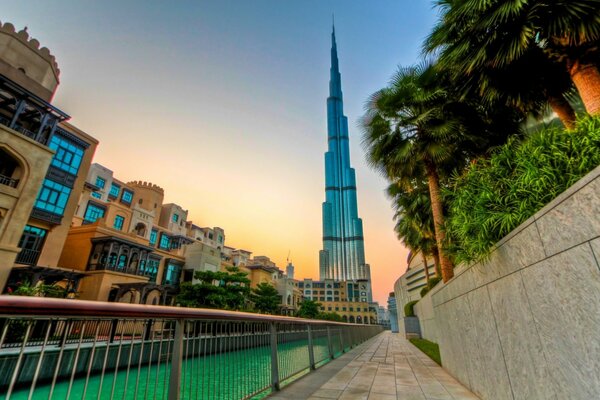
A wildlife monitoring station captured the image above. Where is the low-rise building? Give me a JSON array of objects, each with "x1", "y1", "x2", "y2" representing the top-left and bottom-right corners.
[
  {"x1": 59, "y1": 168, "x2": 191, "y2": 304},
  {"x1": 318, "y1": 300, "x2": 376, "y2": 324},
  {"x1": 299, "y1": 278, "x2": 371, "y2": 303}
]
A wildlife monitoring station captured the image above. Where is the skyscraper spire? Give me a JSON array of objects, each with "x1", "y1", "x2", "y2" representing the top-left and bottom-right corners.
[{"x1": 320, "y1": 25, "x2": 370, "y2": 297}]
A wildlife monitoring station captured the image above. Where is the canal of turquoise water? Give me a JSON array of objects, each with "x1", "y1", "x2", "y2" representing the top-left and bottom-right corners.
[{"x1": 4, "y1": 339, "x2": 333, "y2": 400}]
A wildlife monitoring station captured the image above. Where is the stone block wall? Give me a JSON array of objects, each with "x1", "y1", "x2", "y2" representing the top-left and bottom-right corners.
[{"x1": 416, "y1": 165, "x2": 600, "y2": 400}]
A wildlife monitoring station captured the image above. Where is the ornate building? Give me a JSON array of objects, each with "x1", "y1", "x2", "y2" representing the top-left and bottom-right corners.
[
  {"x1": 319, "y1": 26, "x2": 371, "y2": 300},
  {"x1": 0, "y1": 22, "x2": 98, "y2": 292}
]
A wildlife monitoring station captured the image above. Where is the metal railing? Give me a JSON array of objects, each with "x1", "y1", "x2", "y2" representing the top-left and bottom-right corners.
[
  {"x1": 0, "y1": 296, "x2": 383, "y2": 399},
  {"x1": 14, "y1": 249, "x2": 41, "y2": 266},
  {"x1": 0, "y1": 173, "x2": 18, "y2": 188}
]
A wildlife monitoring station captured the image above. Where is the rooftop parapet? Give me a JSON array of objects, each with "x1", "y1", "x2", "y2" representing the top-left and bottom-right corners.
[{"x1": 0, "y1": 21, "x2": 60, "y2": 100}]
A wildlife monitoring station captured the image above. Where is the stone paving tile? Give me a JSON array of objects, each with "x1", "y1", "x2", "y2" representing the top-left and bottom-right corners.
[
  {"x1": 311, "y1": 388, "x2": 344, "y2": 399},
  {"x1": 272, "y1": 332, "x2": 479, "y2": 400}
]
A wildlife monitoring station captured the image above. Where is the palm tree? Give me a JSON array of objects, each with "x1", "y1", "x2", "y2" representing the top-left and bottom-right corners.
[
  {"x1": 388, "y1": 182, "x2": 438, "y2": 282},
  {"x1": 363, "y1": 63, "x2": 461, "y2": 282},
  {"x1": 363, "y1": 62, "x2": 522, "y2": 283},
  {"x1": 426, "y1": 0, "x2": 600, "y2": 117}
]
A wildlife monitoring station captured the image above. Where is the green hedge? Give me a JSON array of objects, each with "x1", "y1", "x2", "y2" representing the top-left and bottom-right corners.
[
  {"x1": 446, "y1": 116, "x2": 600, "y2": 262},
  {"x1": 404, "y1": 300, "x2": 419, "y2": 317},
  {"x1": 409, "y1": 338, "x2": 441, "y2": 365}
]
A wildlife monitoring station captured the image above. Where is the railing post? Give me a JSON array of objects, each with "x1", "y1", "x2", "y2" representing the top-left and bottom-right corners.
[
  {"x1": 307, "y1": 324, "x2": 316, "y2": 370},
  {"x1": 339, "y1": 328, "x2": 345, "y2": 353},
  {"x1": 167, "y1": 319, "x2": 184, "y2": 400},
  {"x1": 326, "y1": 326, "x2": 334, "y2": 359},
  {"x1": 270, "y1": 322, "x2": 280, "y2": 391}
]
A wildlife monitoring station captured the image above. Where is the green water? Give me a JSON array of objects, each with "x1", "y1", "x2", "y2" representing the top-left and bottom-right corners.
[{"x1": 4, "y1": 339, "x2": 333, "y2": 400}]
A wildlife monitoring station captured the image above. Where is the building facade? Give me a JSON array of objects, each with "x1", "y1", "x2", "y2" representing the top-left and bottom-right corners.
[
  {"x1": 0, "y1": 22, "x2": 98, "y2": 292},
  {"x1": 319, "y1": 26, "x2": 370, "y2": 300},
  {"x1": 59, "y1": 166, "x2": 191, "y2": 304}
]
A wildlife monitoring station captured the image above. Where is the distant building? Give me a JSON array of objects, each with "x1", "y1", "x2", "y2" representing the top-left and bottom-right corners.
[
  {"x1": 319, "y1": 25, "x2": 371, "y2": 302},
  {"x1": 393, "y1": 250, "x2": 437, "y2": 331},
  {"x1": 285, "y1": 261, "x2": 294, "y2": 280},
  {"x1": 387, "y1": 292, "x2": 398, "y2": 333},
  {"x1": 317, "y1": 300, "x2": 376, "y2": 324},
  {"x1": 299, "y1": 278, "x2": 370, "y2": 303},
  {"x1": 0, "y1": 22, "x2": 98, "y2": 292}
]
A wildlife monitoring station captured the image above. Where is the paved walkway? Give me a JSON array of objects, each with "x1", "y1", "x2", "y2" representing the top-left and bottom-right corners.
[{"x1": 269, "y1": 331, "x2": 479, "y2": 400}]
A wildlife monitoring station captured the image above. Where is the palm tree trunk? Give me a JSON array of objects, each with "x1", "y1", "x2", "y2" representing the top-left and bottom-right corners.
[
  {"x1": 547, "y1": 94, "x2": 576, "y2": 129},
  {"x1": 421, "y1": 252, "x2": 430, "y2": 285},
  {"x1": 432, "y1": 247, "x2": 441, "y2": 278},
  {"x1": 569, "y1": 61, "x2": 600, "y2": 116},
  {"x1": 425, "y1": 161, "x2": 454, "y2": 283}
]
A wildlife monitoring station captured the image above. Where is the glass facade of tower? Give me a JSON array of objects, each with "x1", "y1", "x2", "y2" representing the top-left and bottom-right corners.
[{"x1": 320, "y1": 27, "x2": 369, "y2": 284}]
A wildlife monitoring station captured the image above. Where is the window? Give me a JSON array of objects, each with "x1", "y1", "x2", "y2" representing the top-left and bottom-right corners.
[
  {"x1": 172, "y1": 214, "x2": 179, "y2": 223},
  {"x1": 91, "y1": 191, "x2": 102, "y2": 199},
  {"x1": 109, "y1": 183, "x2": 120, "y2": 198},
  {"x1": 48, "y1": 135, "x2": 84, "y2": 175},
  {"x1": 159, "y1": 233, "x2": 171, "y2": 250},
  {"x1": 95, "y1": 176, "x2": 105, "y2": 189},
  {"x1": 141, "y1": 258, "x2": 159, "y2": 282},
  {"x1": 149, "y1": 229, "x2": 158, "y2": 246},
  {"x1": 113, "y1": 215, "x2": 125, "y2": 230},
  {"x1": 34, "y1": 179, "x2": 72, "y2": 216},
  {"x1": 218, "y1": 235, "x2": 223, "y2": 243},
  {"x1": 15, "y1": 225, "x2": 47, "y2": 265},
  {"x1": 83, "y1": 202, "x2": 106, "y2": 223},
  {"x1": 163, "y1": 262, "x2": 182, "y2": 285},
  {"x1": 121, "y1": 189, "x2": 133, "y2": 204}
]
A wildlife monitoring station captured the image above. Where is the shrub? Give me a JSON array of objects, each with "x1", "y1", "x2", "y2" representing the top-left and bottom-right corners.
[
  {"x1": 404, "y1": 300, "x2": 419, "y2": 317},
  {"x1": 446, "y1": 116, "x2": 600, "y2": 262},
  {"x1": 420, "y1": 276, "x2": 442, "y2": 298},
  {"x1": 428, "y1": 276, "x2": 442, "y2": 289}
]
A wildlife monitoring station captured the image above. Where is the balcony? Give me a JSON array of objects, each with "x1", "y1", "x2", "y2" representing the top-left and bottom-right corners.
[
  {"x1": 0, "y1": 296, "x2": 383, "y2": 399},
  {"x1": 0, "y1": 173, "x2": 18, "y2": 188},
  {"x1": 0, "y1": 74, "x2": 69, "y2": 147},
  {"x1": 14, "y1": 248, "x2": 41, "y2": 265}
]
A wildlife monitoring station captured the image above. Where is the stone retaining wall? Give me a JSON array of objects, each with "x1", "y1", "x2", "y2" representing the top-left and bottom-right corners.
[{"x1": 415, "y1": 165, "x2": 600, "y2": 400}]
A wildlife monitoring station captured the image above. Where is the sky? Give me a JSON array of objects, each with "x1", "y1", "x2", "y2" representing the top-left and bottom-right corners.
[{"x1": 3, "y1": 0, "x2": 438, "y2": 305}]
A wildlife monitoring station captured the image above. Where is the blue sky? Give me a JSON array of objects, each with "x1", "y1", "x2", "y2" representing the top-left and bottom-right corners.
[{"x1": 3, "y1": 0, "x2": 439, "y2": 304}]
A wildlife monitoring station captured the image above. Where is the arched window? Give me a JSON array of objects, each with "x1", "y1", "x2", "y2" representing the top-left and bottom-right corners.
[
  {"x1": 134, "y1": 222, "x2": 146, "y2": 236},
  {"x1": 0, "y1": 147, "x2": 24, "y2": 188},
  {"x1": 349, "y1": 316, "x2": 355, "y2": 323},
  {"x1": 108, "y1": 253, "x2": 118, "y2": 267}
]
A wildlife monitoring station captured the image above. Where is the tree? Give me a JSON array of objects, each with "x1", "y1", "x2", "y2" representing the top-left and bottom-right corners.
[
  {"x1": 388, "y1": 181, "x2": 439, "y2": 281},
  {"x1": 176, "y1": 266, "x2": 251, "y2": 310},
  {"x1": 296, "y1": 300, "x2": 322, "y2": 319},
  {"x1": 362, "y1": 62, "x2": 521, "y2": 282},
  {"x1": 250, "y1": 282, "x2": 281, "y2": 314},
  {"x1": 317, "y1": 312, "x2": 343, "y2": 322},
  {"x1": 426, "y1": 0, "x2": 600, "y2": 118}
]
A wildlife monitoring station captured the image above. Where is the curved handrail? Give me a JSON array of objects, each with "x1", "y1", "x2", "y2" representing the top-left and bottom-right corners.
[{"x1": 0, "y1": 296, "x2": 369, "y2": 326}]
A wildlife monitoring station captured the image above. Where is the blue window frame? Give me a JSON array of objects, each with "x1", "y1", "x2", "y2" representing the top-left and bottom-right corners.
[
  {"x1": 163, "y1": 262, "x2": 182, "y2": 285},
  {"x1": 149, "y1": 229, "x2": 158, "y2": 246},
  {"x1": 172, "y1": 214, "x2": 179, "y2": 223},
  {"x1": 95, "y1": 176, "x2": 105, "y2": 189},
  {"x1": 84, "y1": 202, "x2": 106, "y2": 223},
  {"x1": 121, "y1": 189, "x2": 133, "y2": 204},
  {"x1": 48, "y1": 135, "x2": 84, "y2": 175},
  {"x1": 91, "y1": 191, "x2": 102, "y2": 199},
  {"x1": 113, "y1": 215, "x2": 125, "y2": 230},
  {"x1": 159, "y1": 233, "x2": 170, "y2": 250},
  {"x1": 109, "y1": 183, "x2": 120, "y2": 198},
  {"x1": 34, "y1": 179, "x2": 72, "y2": 216},
  {"x1": 141, "y1": 258, "x2": 159, "y2": 282}
]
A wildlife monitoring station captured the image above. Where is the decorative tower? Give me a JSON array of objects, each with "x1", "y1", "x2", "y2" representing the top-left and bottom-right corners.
[{"x1": 319, "y1": 25, "x2": 369, "y2": 286}]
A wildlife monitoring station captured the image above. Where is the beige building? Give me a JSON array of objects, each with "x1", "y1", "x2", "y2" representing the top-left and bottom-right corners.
[
  {"x1": 0, "y1": 22, "x2": 98, "y2": 292},
  {"x1": 59, "y1": 166, "x2": 191, "y2": 304},
  {"x1": 318, "y1": 300, "x2": 376, "y2": 324},
  {"x1": 393, "y1": 251, "x2": 437, "y2": 317}
]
